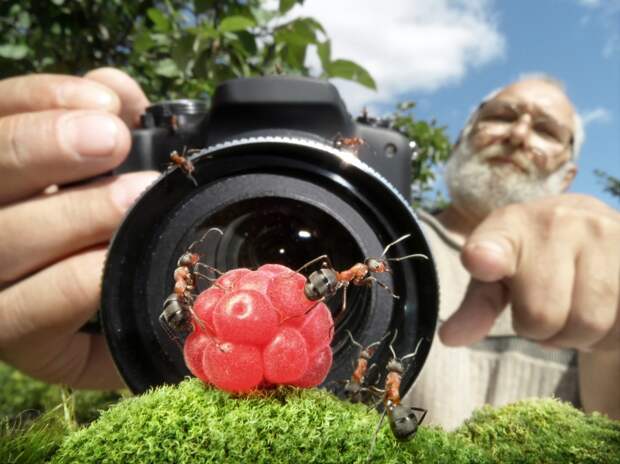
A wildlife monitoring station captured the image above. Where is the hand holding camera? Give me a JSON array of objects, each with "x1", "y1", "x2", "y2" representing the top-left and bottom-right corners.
[{"x1": 0, "y1": 69, "x2": 156, "y2": 388}]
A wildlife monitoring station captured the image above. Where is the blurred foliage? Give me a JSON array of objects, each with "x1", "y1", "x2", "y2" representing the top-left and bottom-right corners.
[
  {"x1": 0, "y1": 411, "x2": 69, "y2": 464},
  {"x1": 0, "y1": 0, "x2": 375, "y2": 100},
  {"x1": 0, "y1": 362, "x2": 124, "y2": 426},
  {"x1": 0, "y1": 0, "x2": 450, "y2": 207},
  {"x1": 390, "y1": 101, "x2": 452, "y2": 209},
  {"x1": 595, "y1": 170, "x2": 620, "y2": 203}
]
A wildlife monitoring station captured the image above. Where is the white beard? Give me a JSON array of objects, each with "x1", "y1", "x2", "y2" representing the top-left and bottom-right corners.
[{"x1": 444, "y1": 139, "x2": 570, "y2": 220}]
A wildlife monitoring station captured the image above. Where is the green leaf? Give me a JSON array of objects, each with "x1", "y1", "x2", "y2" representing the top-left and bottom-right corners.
[
  {"x1": 218, "y1": 16, "x2": 256, "y2": 33},
  {"x1": 154, "y1": 58, "x2": 180, "y2": 78},
  {"x1": 133, "y1": 30, "x2": 155, "y2": 54},
  {"x1": 316, "y1": 40, "x2": 331, "y2": 69},
  {"x1": 147, "y1": 8, "x2": 170, "y2": 33},
  {"x1": 171, "y1": 35, "x2": 197, "y2": 74},
  {"x1": 0, "y1": 44, "x2": 29, "y2": 60},
  {"x1": 279, "y1": 0, "x2": 298, "y2": 14},
  {"x1": 326, "y1": 59, "x2": 376, "y2": 90}
]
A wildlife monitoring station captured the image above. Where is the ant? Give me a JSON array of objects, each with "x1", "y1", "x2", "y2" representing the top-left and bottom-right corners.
[
  {"x1": 159, "y1": 292, "x2": 193, "y2": 345},
  {"x1": 340, "y1": 330, "x2": 387, "y2": 403},
  {"x1": 160, "y1": 227, "x2": 224, "y2": 339},
  {"x1": 365, "y1": 332, "x2": 427, "y2": 463},
  {"x1": 295, "y1": 234, "x2": 428, "y2": 320},
  {"x1": 168, "y1": 147, "x2": 201, "y2": 187},
  {"x1": 333, "y1": 133, "x2": 366, "y2": 154}
]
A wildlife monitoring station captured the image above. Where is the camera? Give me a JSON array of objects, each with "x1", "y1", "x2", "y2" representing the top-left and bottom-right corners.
[{"x1": 101, "y1": 76, "x2": 439, "y2": 395}]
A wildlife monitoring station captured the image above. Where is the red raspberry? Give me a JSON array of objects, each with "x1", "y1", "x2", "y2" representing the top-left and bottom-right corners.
[
  {"x1": 183, "y1": 331, "x2": 213, "y2": 382},
  {"x1": 263, "y1": 327, "x2": 309, "y2": 384},
  {"x1": 212, "y1": 290, "x2": 279, "y2": 345},
  {"x1": 203, "y1": 340, "x2": 263, "y2": 393},
  {"x1": 193, "y1": 286, "x2": 224, "y2": 334},
  {"x1": 293, "y1": 345, "x2": 333, "y2": 388},
  {"x1": 182, "y1": 264, "x2": 334, "y2": 393}
]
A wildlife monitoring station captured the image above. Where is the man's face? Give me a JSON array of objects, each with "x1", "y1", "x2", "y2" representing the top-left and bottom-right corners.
[{"x1": 445, "y1": 79, "x2": 577, "y2": 220}]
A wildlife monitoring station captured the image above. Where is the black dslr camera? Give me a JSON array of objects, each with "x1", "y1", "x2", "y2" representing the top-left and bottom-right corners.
[{"x1": 101, "y1": 76, "x2": 438, "y2": 395}]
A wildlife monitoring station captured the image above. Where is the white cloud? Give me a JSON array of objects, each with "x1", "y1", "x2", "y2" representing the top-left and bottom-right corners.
[
  {"x1": 580, "y1": 107, "x2": 612, "y2": 126},
  {"x1": 286, "y1": 0, "x2": 505, "y2": 112},
  {"x1": 577, "y1": 0, "x2": 601, "y2": 7}
]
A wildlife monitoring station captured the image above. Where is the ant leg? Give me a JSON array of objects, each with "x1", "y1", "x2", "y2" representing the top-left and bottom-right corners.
[
  {"x1": 362, "y1": 276, "x2": 400, "y2": 299},
  {"x1": 195, "y1": 262, "x2": 224, "y2": 276},
  {"x1": 294, "y1": 254, "x2": 332, "y2": 275},
  {"x1": 187, "y1": 173, "x2": 198, "y2": 187},
  {"x1": 411, "y1": 407, "x2": 428, "y2": 425},
  {"x1": 194, "y1": 271, "x2": 218, "y2": 283},
  {"x1": 365, "y1": 408, "x2": 387, "y2": 464},
  {"x1": 332, "y1": 284, "x2": 349, "y2": 323}
]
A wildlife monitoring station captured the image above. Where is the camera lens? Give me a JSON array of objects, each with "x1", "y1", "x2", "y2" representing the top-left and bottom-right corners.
[
  {"x1": 101, "y1": 137, "x2": 438, "y2": 395},
  {"x1": 206, "y1": 198, "x2": 359, "y2": 273}
]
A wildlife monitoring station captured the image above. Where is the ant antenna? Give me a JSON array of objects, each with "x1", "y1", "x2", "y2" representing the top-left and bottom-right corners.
[
  {"x1": 187, "y1": 227, "x2": 224, "y2": 252},
  {"x1": 387, "y1": 253, "x2": 428, "y2": 262},
  {"x1": 381, "y1": 234, "x2": 411, "y2": 257},
  {"x1": 388, "y1": 330, "x2": 398, "y2": 359},
  {"x1": 400, "y1": 338, "x2": 425, "y2": 363},
  {"x1": 346, "y1": 330, "x2": 364, "y2": 351}
]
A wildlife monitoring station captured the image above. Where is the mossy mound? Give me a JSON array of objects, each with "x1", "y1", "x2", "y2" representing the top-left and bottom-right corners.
[
  {"x1": 456, "y1": 398, "x2": 620, "y2": 464},
  {"x1": 53, "y1": 378, "x2": 620, "y2": 464},
  {"x1": 52, "y1": 378, "x2": 482, "y2": 464}
]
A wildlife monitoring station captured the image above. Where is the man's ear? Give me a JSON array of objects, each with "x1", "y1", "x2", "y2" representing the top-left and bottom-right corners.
[{"x1": 560, "y1": 162, "x2": 578, "y2": 191}]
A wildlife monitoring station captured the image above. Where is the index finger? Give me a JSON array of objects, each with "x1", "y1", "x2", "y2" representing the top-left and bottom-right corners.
[{"x1": 0, "y1": 74, "x2": 121, "y2": 118}]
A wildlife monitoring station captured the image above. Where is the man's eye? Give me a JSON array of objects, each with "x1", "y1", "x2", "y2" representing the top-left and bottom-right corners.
[
  {"x1": 534, "y1": 121, "x2": 561, "y2": 141},
  {"x1": 481, "y1": 110, "x2": 516, "y2": 123}
]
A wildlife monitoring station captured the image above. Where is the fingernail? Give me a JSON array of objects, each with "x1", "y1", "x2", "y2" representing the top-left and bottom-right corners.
[
  {"x1": 112, "y1": 173, "x2": 159, "y2": 211},
  {"x1": 60, "y1": 113, "x2": 119, "y2": 158}
]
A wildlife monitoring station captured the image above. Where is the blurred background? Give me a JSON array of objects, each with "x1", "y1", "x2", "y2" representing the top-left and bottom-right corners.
[{"x1": 1, "y1": 0, "x2": 617, "y2": 208}]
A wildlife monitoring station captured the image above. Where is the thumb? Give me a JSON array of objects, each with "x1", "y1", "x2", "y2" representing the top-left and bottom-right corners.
[{"x1": 439, "y1": 279, "x2": 509, "y2": 346}]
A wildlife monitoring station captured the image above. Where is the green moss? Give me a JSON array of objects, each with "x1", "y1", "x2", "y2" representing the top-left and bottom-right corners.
[
  {"x1": 7, "y1": 376, "x2": 614, "y2": 464},
  {"x1": 456, "y1": 398, "x2": 620, "y2": 464},
  {"x1": 52, "y1": 378, "x2": 483, "y2": 464}
]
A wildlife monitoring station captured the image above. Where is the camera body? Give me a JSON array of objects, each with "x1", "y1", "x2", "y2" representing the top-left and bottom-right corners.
[
  {"x1": 102, "y1": 76, "x2": 438, "y2": 395},
  {"x1": 118, "y1": 76, "x2": 414, "y2": 199}
]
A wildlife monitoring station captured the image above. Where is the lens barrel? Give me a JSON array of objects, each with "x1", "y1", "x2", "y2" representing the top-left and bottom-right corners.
[{"x1": 101, "y1": 136, "x2": 438, "y2": 395}]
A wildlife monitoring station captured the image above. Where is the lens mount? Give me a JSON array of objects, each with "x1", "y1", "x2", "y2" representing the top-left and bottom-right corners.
[{"x1": 101, "y1": 136, "x2": 438, "y2": 395}]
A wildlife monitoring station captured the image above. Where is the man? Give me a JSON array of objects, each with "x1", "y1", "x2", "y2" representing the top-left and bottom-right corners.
[{"x1": 403, "y1": 76, "x2": 620, "y2": 429}]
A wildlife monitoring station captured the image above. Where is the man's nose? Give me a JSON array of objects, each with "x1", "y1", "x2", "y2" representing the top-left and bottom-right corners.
[{"x1": 508, "y1": 113, "x2": 532, "y2": 148}]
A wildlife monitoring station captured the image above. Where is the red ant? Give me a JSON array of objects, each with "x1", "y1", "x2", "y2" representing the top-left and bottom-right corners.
[
  {"x1": 295, "y1": 234, "x2": 428, "y2": 320},
  {"x1": 169, "y1": 147, "x2": 201, "y2": 187},
  {"x1": 340, "y1": 330, "x2": 388, "y2": 403},
  {"x1": 160, "y1": 227, "x2": 224, "y2": 339},
  {"x1": 333, "y1": 133, "x2": 366, "y2": 154},
  {"x1": 365, "y1": 332, "x2": 427, "y2": 462}
]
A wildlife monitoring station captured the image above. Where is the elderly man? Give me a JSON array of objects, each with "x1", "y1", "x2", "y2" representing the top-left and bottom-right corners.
[{"x1": 404, "y1": 76, "x2": 620, "y2": 429}]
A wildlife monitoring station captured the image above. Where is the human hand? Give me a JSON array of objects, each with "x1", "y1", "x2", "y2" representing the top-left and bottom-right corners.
[
  {"x1": 0, "y1": 68, "x2": 158, "y2": 389},
  {"x1": 439, "y1": 193, "x2": 620, "y2": 352}
]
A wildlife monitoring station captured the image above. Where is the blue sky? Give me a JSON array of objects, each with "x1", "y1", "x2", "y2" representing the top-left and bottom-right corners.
[{"x1": 291, "y1": 0, "x2": 619, "y2": 207}]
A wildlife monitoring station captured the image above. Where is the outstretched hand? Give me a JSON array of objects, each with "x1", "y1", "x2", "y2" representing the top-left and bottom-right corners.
[{"x1": 439, "y1": 193, "x2": 620, "y2": 352}]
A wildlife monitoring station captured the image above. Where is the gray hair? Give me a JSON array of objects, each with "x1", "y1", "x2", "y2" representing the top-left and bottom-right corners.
[{"x1": 458, "y1": 74, "x2": 584, "y2": 160}]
